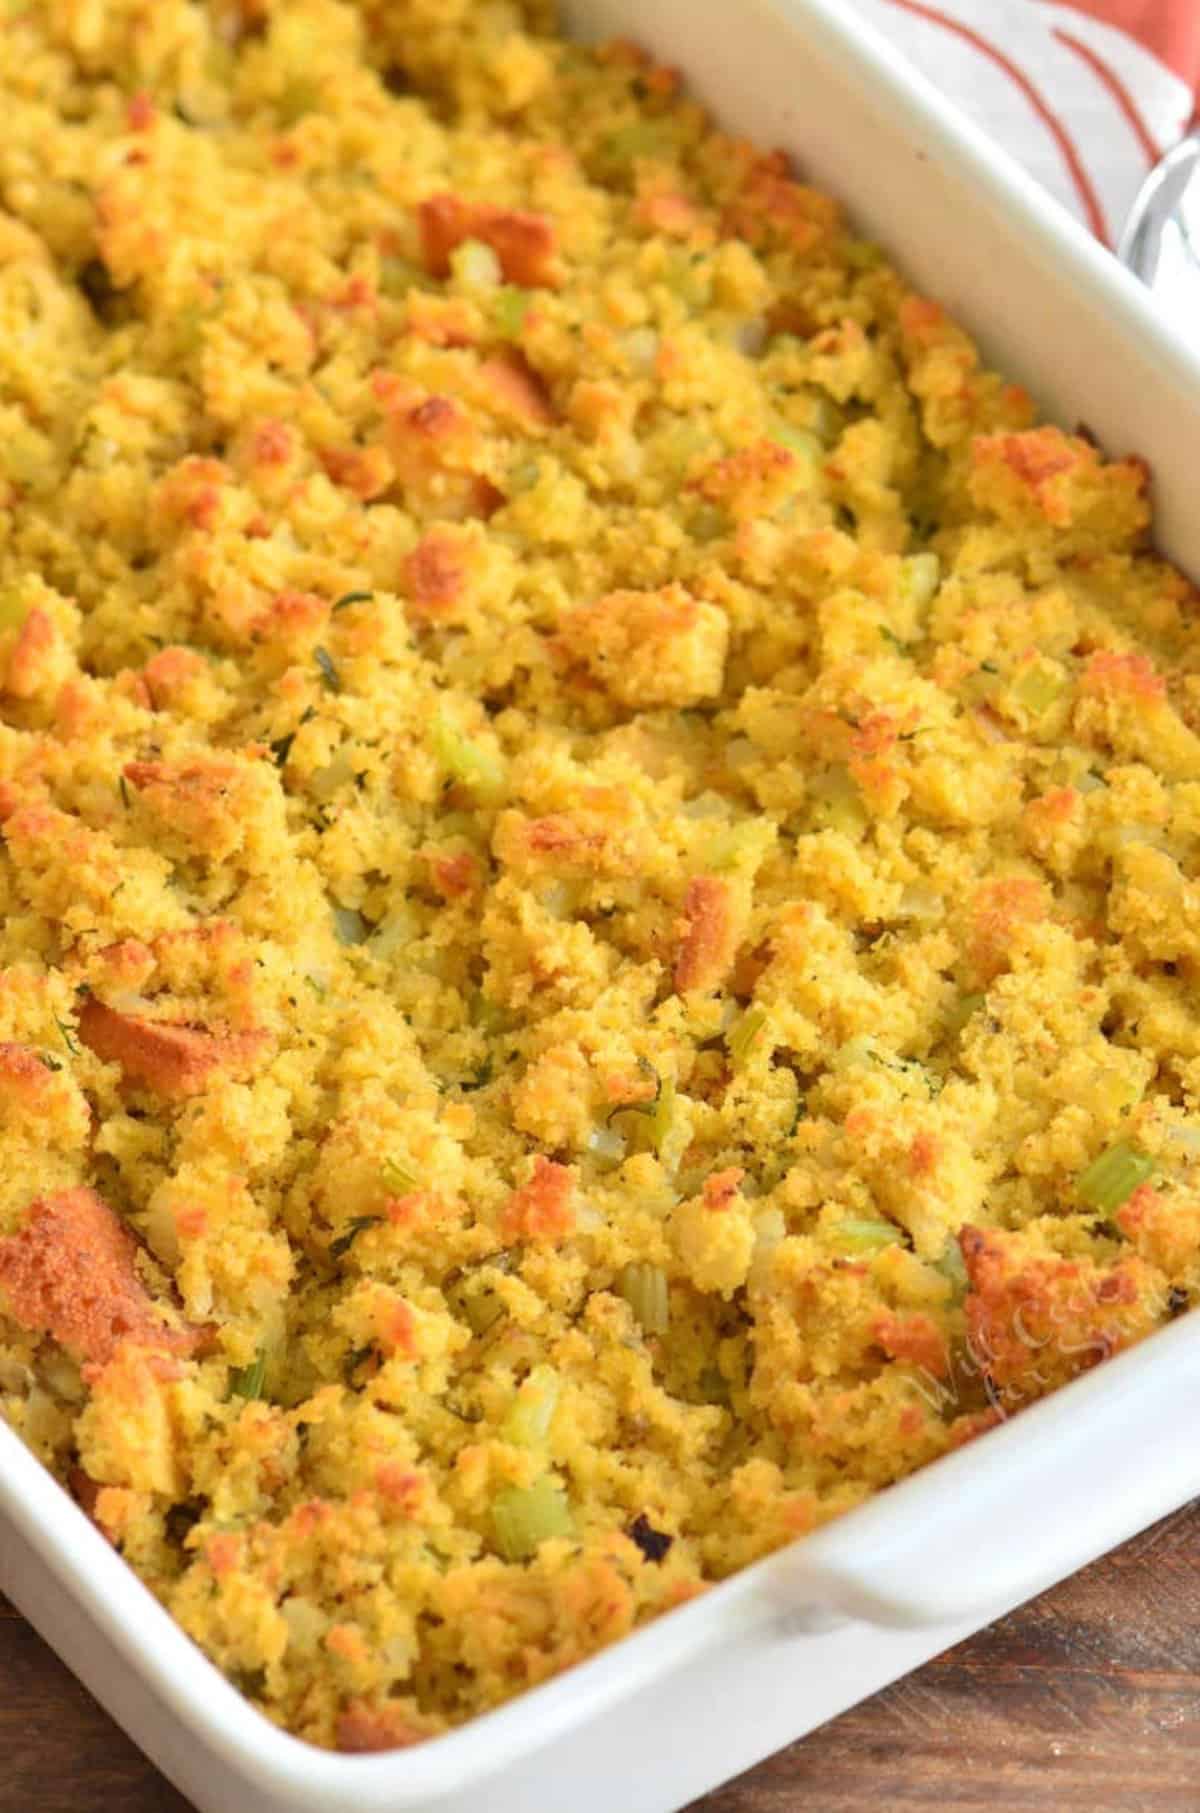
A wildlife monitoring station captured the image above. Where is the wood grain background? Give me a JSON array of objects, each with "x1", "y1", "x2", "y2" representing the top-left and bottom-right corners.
[{"x1": 1, "y1": 1499, "x2": 1198, "y2": 1812}]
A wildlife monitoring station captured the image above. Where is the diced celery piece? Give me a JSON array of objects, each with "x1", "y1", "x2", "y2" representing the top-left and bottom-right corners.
[
  {"x1": 460, "y1": 1286, "x2": 504, "y2": 1337},
  {"x1": 898, "y1": 552, "x2": 940, "y2": 612},
  {"x1": 845, "y1": 240, "x2": 884, "y2": 271},
  {"x1": 277, "y1": 79, "x2": 318, "y2": 126},
  {"x1": 697, "y1": 1365, "x2": 731, "y2": 1406},
  {"x1": 690, "y1": 503, "x2": 727, "y2": 542},
  {"x1": 230, "y1": 1349, "x2": 267, "y2": 1400},
  {"x1": 502, "y1": 1366, "x2": 561, "y2": 1448},
  {"x1": 431, "y1": 709, "x2": 507, "y2": 805},
  {"x1": 649, "y1": 1075, "x2": 676, "y2": 1157},
  {"x1": 380, "y1": 257, "x2": 421, "y2": 297},
  {"x1": 492, "y1": 285, "x2": 530, "y2": 338},
  {"x1": 1076, "y1": 1141, "x2": 1153, "y2": 1212},
  {"x1": 833, "y1": 1217, "x2": 905, "y2": 1252},
  {"x1": 491, "y1": 1478, "x2": 573, "y2": 1560},
  {"x1": 808, "y1": 394, "x2": 845, "y2": 446},
  {"x1": 0, "y1": 588, "x2": 27, "y2": 633},
  {"x1": 1012, "y1": 663, "x2": 1066, "y2": 717},
  {"x1": 772, "y1": 421, "x2": 823, "y2": 463},
  {"x1": 381, "y1": 1156, "x2": 419, "y2": 1194},
  {"x1": 704, "y1": 818, "x2": 775, "y2": 873},
  {"x1": 945, "y1": 992, "x2": 986, "y2": 1039},
  {"x1": 617, "y1": 1262, "x2": 669, "y2": 1336},
  {"x1": 601, "y1": 122, "x2": 674, "y2": 167},
  {"x1": 728, "y1": 1005, "x2": 768, "y2": 1068},
  {"x1": 934, "y1": 1237, "x2": 969, "y2": 1296}
]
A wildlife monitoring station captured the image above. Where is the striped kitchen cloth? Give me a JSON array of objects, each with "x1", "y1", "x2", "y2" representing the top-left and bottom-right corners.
[{"x1": 852, "y1": 0, "x2": 1196, "y2": 245}]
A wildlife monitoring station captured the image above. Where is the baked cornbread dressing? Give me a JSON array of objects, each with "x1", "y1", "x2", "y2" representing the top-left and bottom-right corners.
[{"x1": 2, "y1": 0, "x2": 1199, "y2": 1754}]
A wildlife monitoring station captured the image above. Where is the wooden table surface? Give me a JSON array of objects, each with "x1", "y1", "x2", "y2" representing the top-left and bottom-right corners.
[{"x1": 2, "y1": 1500, "x2": 1198, "y2": 1813}]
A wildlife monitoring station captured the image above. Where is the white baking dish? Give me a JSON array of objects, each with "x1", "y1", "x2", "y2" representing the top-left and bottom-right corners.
[{"x1": 6, "y1": 2, "x2": 1200, "y2": 1808}]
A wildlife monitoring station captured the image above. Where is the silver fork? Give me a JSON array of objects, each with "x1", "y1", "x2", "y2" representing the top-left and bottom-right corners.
[{"x1": 1119, "y1": 131, "x2": 1200, "y2": 333}]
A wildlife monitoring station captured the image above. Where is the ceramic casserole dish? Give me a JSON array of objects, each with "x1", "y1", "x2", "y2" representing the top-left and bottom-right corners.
[{"x1": 4, "y1": 0, "x2": 1200, "y2": 1807}]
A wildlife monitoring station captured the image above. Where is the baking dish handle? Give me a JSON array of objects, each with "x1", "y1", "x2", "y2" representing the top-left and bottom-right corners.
[{"x1": 778, "y1": 1313, "x2": 1200, "y2": 1629}]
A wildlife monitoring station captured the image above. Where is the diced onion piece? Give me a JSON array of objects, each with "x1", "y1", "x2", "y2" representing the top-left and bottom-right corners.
[
  {"x1": 808, "y1": 764, "x2": 867, "y2": 837},
  {"x1": 704, "y1": 817, "x2": 775, "y2": 871},
  {"x1": 898, "y1": 552, "x2": 940, "y2": 612},
  {"x1": 832, "y1": 1217, "x2": 905, "y2": 1252},
  {"x1": 491, "y1": 1478, "x2": 573, "y2": 1561},
  {"x1": 368, "y1": 905, "x2": 421, "y2": 959},
  {"x1": 450, "y1": 237, "x2": 502, "y2": 288},
  {"x1": 623, "y1": 327, "x2": 659, "y2": 373},
  {"x1": 896, "y1": 883, "x2": 941, "y2": 922},
  {"x1": 502, "y1": 1365, "x2": 562, "y2": 1448},
  {"x1": 1076, "y1": 1141, "x2": 1153, "y2": 1212},
  {"x1": 332, "y1": 904, "x2": 369, "y2": 946},
  {"x1": 586, "y1": 1125, "x2": 626, "y2": 1169},
  {"x1": 973, "y1": 707, "x2": 1008, "y2": 745},
  {"x1": 617, "y1": 1262, "x2": 669, "y2": 1335}
]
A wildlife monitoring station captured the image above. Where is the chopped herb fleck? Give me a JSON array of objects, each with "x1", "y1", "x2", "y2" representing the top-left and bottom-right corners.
[
  {"x1": 315, "y1": 645, "x2": 341, "y2": 694},
  {"x1": 1168, "y1": 1286, "x2": 1190, "y2": 1318},
  {"x1": 40, "y1": 1053, "x2": 64, "y2": 1073},
  {"x1": 118, "y1": 773, "x2": 131, "y2": 808},
  {"x1": 627, "y1": 1512, "x2": 674, "y2": 1563},
  {"x1": 332, "y1": 591, "x2": 373, "y2": 613},
  {"x1": 879, "y1": 625, "x2": 909, "y2": 653},
  {"x1": 330, "y1": 1216, "x2": 382, "y2": 1259},
  {"x1": 53, "y1": 1014, "x2": 80, "y2": 1056},
  {"x1": 344, "y1": 1343, "x2": 376, "y2": 1380},
  {"x1": 606, "y1": 1056, "x2": 661, "y2": 1123},
  {"x1": 460, "y1": 1056, "x2": 494, "y2": 1091}
]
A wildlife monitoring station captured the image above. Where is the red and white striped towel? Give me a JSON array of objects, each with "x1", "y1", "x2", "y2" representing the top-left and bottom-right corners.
[{"x1": 854, "y1": 0, "x2": 1196, "y2": 245}]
